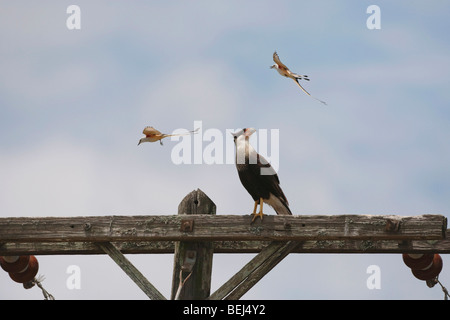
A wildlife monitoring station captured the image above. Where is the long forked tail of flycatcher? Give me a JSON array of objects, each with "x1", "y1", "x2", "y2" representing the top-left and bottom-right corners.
[
  {"x1": 293, "y1": 79, "x2": 327, "y2": 105},
  {"x1": 163, "y1": 127, "x2": 200, "y2": 139}
]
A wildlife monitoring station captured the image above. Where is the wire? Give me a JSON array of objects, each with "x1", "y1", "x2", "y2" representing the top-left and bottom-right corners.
[
  {"x1": 426, "y1": 276, "x2": 449, "y2": 300},
  {"x1": 174, "y1": 269, "x2": 193, "y2": 300},
  {"x1": 23, "y1": 275, "x2": 55, "y2": 300}
]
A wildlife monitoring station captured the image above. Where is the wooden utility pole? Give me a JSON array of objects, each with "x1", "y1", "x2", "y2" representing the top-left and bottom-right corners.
[
  {"x1": 0, "y1": 189, "x2": 447, "y2": 300},
  {"x1": 170, "y1": 189, "x2": 216, "y2": 299}
]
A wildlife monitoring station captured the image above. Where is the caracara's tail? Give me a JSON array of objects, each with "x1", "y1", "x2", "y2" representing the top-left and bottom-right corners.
[
  {"x1": 275, "y1": 200, "x2": 292, "y2": 216},
  {"x1": 268, "y1": 194, "x2": 292, "y2": 216}
]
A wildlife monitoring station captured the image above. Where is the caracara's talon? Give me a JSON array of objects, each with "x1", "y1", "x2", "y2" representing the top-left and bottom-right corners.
[
  {"x1": 251, "y1": 212, "x2": 265, "y2": 223},
  {"x1": 250, "y1": 198, "x2": 265, "y2": 223}
]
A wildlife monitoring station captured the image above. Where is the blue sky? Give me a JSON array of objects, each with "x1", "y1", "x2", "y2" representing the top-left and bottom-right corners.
[{"x1": 1, "y1": 1, "x2": 449, "y2": 300}]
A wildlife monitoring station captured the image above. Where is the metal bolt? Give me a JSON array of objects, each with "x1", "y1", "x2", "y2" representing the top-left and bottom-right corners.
[
  {"x1": 180, "y1": 219, "x2": 194, "y2": 232},
  {"x1": 385, "y1": 219, "x2": 400, "y2": 232}
]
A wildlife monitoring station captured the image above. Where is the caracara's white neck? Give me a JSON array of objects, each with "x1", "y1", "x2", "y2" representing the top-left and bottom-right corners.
[{"x1": 235, "y1": 135, "x2": 258, "y2": 164}]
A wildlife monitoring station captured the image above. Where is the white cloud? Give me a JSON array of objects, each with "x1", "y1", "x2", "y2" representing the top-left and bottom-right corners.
[
  {"x1": 137, "y1": 61, "x2": 245, "y2": 128},
  {"x1": 0, "y1": 140, "x2": 96, "y2": 217}
]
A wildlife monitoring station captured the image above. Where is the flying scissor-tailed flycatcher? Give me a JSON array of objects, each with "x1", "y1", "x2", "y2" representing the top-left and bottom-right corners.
[{"x1": 270, "y1": 51, "x2": 327, "y2": 105}]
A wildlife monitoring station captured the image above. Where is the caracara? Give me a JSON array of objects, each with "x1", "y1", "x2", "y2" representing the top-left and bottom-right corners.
[{"x1": 232, "y1": 128, "x2": 292, "y2": 222}]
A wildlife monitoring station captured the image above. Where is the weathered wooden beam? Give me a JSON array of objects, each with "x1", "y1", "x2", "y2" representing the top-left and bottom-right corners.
[
  {"x1": 1, "y1": 229, "x2": 449, "y2": 256},
  {"x1": 171, "y1": 189, "x2": 215, "y2": 300},
  {"x1": 96, "y1": 242, "x2": 166, "y2": 300},
  {"x1": 0, "y1": 214, "x2": 446, "y2": 243}
]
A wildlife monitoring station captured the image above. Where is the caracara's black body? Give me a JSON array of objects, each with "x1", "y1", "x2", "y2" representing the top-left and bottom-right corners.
[
  {"x1": 236, "y1": 155, "x2": 289, "y2": 209},
  {"x1": 233, "y1": 128, "x2": 292, "y2": 219}
]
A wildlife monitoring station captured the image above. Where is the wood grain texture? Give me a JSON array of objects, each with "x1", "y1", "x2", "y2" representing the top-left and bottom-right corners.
[
  {"x1": 208, "y1": 241, "x2": 299, "y2": 300},
  {"x1": 2, "y1": 233, "x2": 450, "y2": 256},
  {"x1": 0, "y1": 214, "x2": 446, "y2": 243},
  {"x1": 97, "y1": 242, "x2": 166, "y2": 300},
  {"x1": 171, "y1": 189, "x2": 215, "y2": 300}
]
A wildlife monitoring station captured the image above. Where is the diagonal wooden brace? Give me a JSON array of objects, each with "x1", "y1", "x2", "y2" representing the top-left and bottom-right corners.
[
  {"x1": 208, "y1": 241, "x2": 299, "y2": 300},
  {"x1": 97, "y1": 242, "x2": 166, "y2": 300}
]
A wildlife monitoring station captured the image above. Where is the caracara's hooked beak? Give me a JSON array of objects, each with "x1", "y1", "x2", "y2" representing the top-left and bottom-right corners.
[
  {"x1": 231, "y1": 128, "x2": 256, "y2": 140},
  {"x1": 243, "y1": 127, "x2": 256, "y2": 137},
  {"x1": 270, "y1": 64, "x2": 277, "y2": 69}
]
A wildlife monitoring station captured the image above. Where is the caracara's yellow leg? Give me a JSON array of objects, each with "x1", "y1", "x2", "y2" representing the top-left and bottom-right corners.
[
  {"x1": 252, "y1": 200, "x2": 258, "y2": 215},
  {"x1": 251, "y1": 198, "x2": 265, "y2": 222}
]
